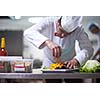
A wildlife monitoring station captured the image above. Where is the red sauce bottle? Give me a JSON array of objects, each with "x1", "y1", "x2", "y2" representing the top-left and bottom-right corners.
[{"x1": 0, "y1": 37, "x2": 8, "y2": 56}]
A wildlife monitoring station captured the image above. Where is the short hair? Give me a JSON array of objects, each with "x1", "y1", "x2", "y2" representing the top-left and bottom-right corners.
[{"x1": 89, "y1": 23, "x2": 100, "y2": 31}]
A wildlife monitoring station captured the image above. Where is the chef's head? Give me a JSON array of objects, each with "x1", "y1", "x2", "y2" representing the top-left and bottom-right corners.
[
  {"x1": 55, "y1": 16, "x2": 83, "y2": 38},
  {"x1": 89, "y1": 23, "x2": 100, "y2": 34}
]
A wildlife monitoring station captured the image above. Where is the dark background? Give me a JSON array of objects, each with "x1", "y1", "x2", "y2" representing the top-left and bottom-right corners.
[{"x1": 0, "y1": 30, "x2": 23, "y2": 56}]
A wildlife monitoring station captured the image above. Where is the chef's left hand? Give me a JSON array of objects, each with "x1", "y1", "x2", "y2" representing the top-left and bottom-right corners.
[{"x1": 64, "y1": 58, "x2": 79, "y2": 69}]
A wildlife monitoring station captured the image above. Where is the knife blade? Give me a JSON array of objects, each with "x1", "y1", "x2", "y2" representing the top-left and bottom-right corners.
[{"x1": 54, "y1": 57, "x2": 62, "y2": 64}]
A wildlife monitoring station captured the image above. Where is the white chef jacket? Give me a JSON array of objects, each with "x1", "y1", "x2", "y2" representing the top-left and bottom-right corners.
[
  {"x1": 24, "y1": 17, "x2": 94, "y2": 67},
  {"x1": 97, "y1": 32, "x2": 100, "y2": 49}
]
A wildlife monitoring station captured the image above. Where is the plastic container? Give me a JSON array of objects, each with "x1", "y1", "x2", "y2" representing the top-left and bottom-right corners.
[
  {"x1": 0, "y1": 60, "x2": 11, "y2": 73},
  {"x1": 10, "y1": 59, "x2": 33, "y2": 73},
  {"x1": 0, "y1": 56, "x2": 22, "y2": 73}
]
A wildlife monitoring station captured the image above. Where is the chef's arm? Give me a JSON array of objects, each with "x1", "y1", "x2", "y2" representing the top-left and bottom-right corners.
[
  {"x1": 74, "y1": 49, "x2": 93, "y2": 66},
  {"x1": 43, "y1": 40, "x2": 62, "y2": 57},
  {"x1": 24, "y1": 17, "x2": 50, "y2": 49},
  {"x1": 24, "y1": 30, "x2": 62, "y2": 58},
  {"x1": 92, "y1": 48, "x2": 100, "y2": 59},
  {"x1": 24, "y1": 30, "x2": 49, "y2": 49},
  {"x1": 74, "y1": 27, "x2": 94, "y2": 66}
]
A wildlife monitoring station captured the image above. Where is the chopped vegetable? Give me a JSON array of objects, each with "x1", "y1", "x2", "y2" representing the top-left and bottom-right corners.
[
  {"x1": 79, "y1": 60, "x2": 100, "y2": 73},
  {"x1": 50, "y1": 63, "x2": 64, "y2": 70},
  {"x1": 43, "y1": 63, "x2": 64, "y2": 70},
  {"x1": 43, "y1": 66, "x2": 50, "y2": 69}
]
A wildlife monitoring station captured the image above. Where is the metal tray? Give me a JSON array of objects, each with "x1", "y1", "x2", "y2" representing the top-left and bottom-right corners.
[{"x1": 42, "y1": 68, "x2": 79, "y2": 73}]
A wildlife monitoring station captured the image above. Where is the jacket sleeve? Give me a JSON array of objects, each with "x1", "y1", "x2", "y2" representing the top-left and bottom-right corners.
[
  {"x1": 24, "y1": 17, "x2": 50, "y2": 49},
  {"x1": 74, "y1": 26, "x2": 94, "y2": 66}
]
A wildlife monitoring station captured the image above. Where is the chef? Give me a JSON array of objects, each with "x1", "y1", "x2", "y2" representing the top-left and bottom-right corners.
[
  {"x1": 24, "y1": 16, "x2": 94, "y2": 69},
  {"x1": 89, "y1": 23, "x2": 100, "y2": 62}
]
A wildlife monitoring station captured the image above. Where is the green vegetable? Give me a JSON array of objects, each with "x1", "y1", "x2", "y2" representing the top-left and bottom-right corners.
[
  {"x1": 79, "y1": 60, "x2": 100, "y2": 73},
  {"x1": 43, "y1": 66, "x2": 50, "y2": 69}
]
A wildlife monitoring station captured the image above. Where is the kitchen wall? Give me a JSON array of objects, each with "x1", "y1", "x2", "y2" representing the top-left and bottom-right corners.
[{"x1": 0, "y1": 30, "x2": 23, "y2": 56}]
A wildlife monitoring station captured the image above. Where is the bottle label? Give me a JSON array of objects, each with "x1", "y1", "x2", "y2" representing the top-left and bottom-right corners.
[
  {"x1": 13, "y1": 62, "x2": 25, "y2": 72},
  {"x1": 14, "y1": 68, "x2": 25, "y2": 72}
]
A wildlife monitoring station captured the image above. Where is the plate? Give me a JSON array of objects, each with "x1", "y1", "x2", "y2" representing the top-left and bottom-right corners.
[{"x1": 42, "y1": 68, "x2": 79, "y2": 73}]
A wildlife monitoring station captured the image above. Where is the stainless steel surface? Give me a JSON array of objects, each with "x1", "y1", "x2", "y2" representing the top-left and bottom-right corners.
[{"x1": 0, "y1": 73, "x2": 100, "y2": 80}]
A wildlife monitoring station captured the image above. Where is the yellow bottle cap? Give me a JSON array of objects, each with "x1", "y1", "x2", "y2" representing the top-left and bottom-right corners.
[{"x1": 1, "y1": 37, "x2": 6, "y2": 48}]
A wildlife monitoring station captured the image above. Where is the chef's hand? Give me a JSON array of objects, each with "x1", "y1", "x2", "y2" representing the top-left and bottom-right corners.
[
  {"x1": 45, "y1": 40, "x2": 61, "y2": 57},
  {"x1": 64, "y1": 58, "x2": 79, "y2": 69}
]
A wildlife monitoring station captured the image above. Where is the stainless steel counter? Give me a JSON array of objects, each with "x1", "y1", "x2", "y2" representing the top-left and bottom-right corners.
[{"x1": 0, "y1": 72, "x2": 100, "y2": 82}]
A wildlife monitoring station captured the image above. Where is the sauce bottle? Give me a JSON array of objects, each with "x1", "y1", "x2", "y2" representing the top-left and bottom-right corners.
[{"x1": 0, "y1": 37, "x2": 8, "y2": 56}]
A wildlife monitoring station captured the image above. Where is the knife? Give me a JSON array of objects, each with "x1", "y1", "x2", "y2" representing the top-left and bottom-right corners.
[{"x1": 54, "y1": 57, "x2": 62, "y2": 64}]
